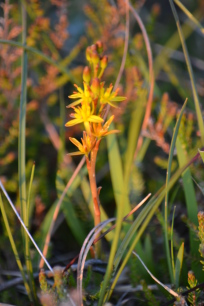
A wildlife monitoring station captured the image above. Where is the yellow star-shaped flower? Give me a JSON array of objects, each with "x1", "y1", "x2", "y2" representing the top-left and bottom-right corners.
[
  {"x1": 92, "y1": 115, "x2": 120, "y2": 138},
  {"x1": 67, "y1": 83, "x2": 92, "y2": 108},
  {"x1": 99, "y1": 84, "x2": 126, "y2": 108},
  {"x1": 65, "y1": 104, "x2": 103, "y2": 134}
]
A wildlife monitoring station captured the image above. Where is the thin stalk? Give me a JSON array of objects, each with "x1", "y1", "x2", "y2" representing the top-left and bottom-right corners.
[
  {"x1": 19, "y1": 4, "x2": 37, "y2": 302},
  {"x1": 19, "y1": 1, "x2": 27, "y2": 239},
  {"x1": 128, "y1": 4, "x2": 154, "y2": 155},
  {"x1": 86, "y1": 140, "x2": 101, "y2": 256}
]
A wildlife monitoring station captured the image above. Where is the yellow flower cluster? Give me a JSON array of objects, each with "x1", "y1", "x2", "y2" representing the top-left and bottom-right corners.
[{"x1": 65, "y1": 42, "x2": 126, "y2": 156}]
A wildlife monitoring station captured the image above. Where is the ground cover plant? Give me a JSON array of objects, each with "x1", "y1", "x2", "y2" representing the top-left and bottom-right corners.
[{"x1": 0, "y1": 0, "x2": 204, "y2": 305}]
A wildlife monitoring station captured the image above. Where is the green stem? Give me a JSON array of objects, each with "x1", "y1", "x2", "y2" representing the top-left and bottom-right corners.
[{"x1": 19, "y1": 3, "x2": 37, "y2": 303}]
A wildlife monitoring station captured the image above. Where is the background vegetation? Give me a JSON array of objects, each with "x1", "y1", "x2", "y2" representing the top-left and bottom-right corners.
[{"x1": 0, "y1": 0, "x2": 204, "y2": 305}]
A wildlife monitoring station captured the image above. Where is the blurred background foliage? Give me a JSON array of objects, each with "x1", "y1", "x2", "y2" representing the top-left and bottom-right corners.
[{"x1": 0, "y1": 0, "x2": 204, "y2": 304}]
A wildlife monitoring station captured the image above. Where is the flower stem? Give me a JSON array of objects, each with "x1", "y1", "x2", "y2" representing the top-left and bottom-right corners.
[{"x1": 86, "y1": 139, "x2": 101, "y2": 257}]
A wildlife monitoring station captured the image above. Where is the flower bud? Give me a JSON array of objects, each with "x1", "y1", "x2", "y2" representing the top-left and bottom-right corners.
[
  {"x1": 91, "y1": 78, "x2": 100, "y2": 96},
  {"x1": 91, "y1": 44, "x2": 97, "y2": 52},
  {"x1": 96, "y1": 40, "x2": 103, "y2": 54},
  {"x1": 101, "y1": 55, "x2": 108, "y2": 70},
  {"x1": 92, "y1": 51, "x2": 100, "y2": 65},
  {"x1": 86, "y1": 46, "x2": 92, "y2": 62},
  {"x1": 83, "y1": 66, "x2": 91, "y2": 83}
]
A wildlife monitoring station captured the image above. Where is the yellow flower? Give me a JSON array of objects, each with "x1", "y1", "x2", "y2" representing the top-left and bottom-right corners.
[
  {"x1": 99, "y1": 84, "x2": 126, "y2": 108},
  {"x1": 65, "y1": 104, "x2": 103, "y2": 134},
  {"x1": 67, "y1": 83, "x2": 92, "y2": 108},
  {"x1": 92, "y1": 115, "x2": 120, "y2": 138},
  {"x1": 69, "y1": 132, "x2": 96, "y2": 156}
]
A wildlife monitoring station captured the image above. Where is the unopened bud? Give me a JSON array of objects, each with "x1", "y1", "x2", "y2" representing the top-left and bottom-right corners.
[
  {"x1": 91, "y1": 44, "x2": 97, "y2": 52},
  {"x1": 92, "y1": 51, "x2": 100, "y2": 65},
  {"x1": 83, "y1": 66, "x2": 91, "y2": 83},
  {"x1": 101, "y1": 55, "x2": 108, "y2": 70},
  {"x1": 91, "y1": 78, "x2": 100, "y2": 96},
  {"x1": 86, "y1": 46, "x2": 92, "y2": 62},
  {"x1": 96, "y1": 41, "x2": 103, "y2": 54}
]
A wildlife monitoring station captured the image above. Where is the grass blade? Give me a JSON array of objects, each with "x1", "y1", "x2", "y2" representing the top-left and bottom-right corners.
[
  {"x1": 175, "y1": 242, "x2": 184, "y2": 289},
  {"x1": 174, "y1": 0, "x2": 204, "y2": 34},
  {"x1": 169, "y1": 0, "x2": 204, "y2": 144},
  {"x1": 164, "y1": 98, "x2": 187, "y2": 283},
  {"x1": 106, "y1": 127, "x2": 130, "y2": 216},
  {"x1": 27, "y1": 162, "x2": 35, "y2": 224},
  {"x1": 171, "y1": 206, "x2": 176, "y2": 281},
  {"x1": 176, "y1": 137, "x2": 200, "y2": 278}
]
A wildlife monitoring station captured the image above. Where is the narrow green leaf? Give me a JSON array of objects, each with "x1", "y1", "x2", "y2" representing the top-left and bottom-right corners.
[
  {"x1": 164, "y1": 98, "x2": 187, "y2": 283},
  {"x1": 169, "y1": 0, "x2": 204, "y2": 144},
  {"x1": 175, "y1": 242, "x2": 184, "y2": 288},
  {"x1": 27, "y1": 162, "x2": 35, "y2": 228},
  {"x1": 171, "y1": 206, "x2": 176, "y2": 280},
  {"x1": 176, "y1": 138, "x2": 200, "y2": 278},
  {"x1": 124, "y1": 89, "x2": 146, "y2": 184},
  {"x1": 174, "y1": 0, "x2": 204, "y2": 34},
  {"x1": 106, "y1": 125, "x2": 131, "y2": 216}
]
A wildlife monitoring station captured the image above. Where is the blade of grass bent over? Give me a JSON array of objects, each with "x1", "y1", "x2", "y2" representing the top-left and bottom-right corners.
[
  {"x1": 169, "y1": 0, "x2": 204, "y2": 144},
  {"x1": 164, "y1": 98, "x2": 187, "y2": 283}
]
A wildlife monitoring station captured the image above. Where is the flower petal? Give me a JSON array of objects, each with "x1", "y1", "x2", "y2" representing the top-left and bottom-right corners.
[
  {"x1": 89, "y1": 115, "x2": 104, "y2": 123},
  {"x1": 68, "y1": 151, "x2": 85, "y2": 156},
  {"x1": 65, "y1": 118, "x2": 83, "y2": 126},
  {"x1": 69, "y1": 137, "x2": 82, "y2": 148},
  {"x1": 66, "y1": 99, "x2": 83, "y2": 108}
]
